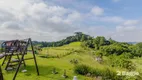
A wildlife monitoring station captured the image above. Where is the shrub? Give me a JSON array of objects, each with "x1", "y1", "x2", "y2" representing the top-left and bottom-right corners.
[
  {"x1": 100, "y1": 43, "x2": 130, "y2": 56},
  {"x1": 108, "y1": 55, "x2": 136, "y2": 71},
  {"x1": 90, "y1": 68, "x2": 102, "y2": 77},
  {"x1": 81, "y1": 40, "x2": 94, "y2": 49},
  {"x1": 95, "y1": 51, "x2": 103, "y2": 57},
  {"x1": 120, "y1": 52, "x2": 133, "y2": 59},
  {"x1": 74, "y1": 64, "x2": 121, "y2": 79},
  {"x1": 121, "y1": 59, "x2": 136, "y2": 71},
  {"x1": 91, "y1": 68, "x2": 119, "y2": 80},
  {"x1": 74, "y1": 64, "x2": 91, "y2": 75},
  {"x1": 70, "y1": 59, "x2": 78, "y2": 64},
  {"x1": 101, "y1": 68, "x2": 118, "y2": 80}
]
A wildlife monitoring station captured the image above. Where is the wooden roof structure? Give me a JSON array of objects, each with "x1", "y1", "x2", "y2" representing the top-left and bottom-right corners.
[{"x1": 0, "y1": 38, "x2": 39, "y2": 80}]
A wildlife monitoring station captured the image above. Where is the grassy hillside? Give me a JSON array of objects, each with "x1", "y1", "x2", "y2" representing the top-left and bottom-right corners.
[
  {"x1": 40, "y1": 42, "x2": 82, "y2": 58},
  {"x1": 0, "y1": 42, "x2": 91, "y2": 80},
  {"x1": 0, "y1": 42, "x2": 142, "y2": 80}
]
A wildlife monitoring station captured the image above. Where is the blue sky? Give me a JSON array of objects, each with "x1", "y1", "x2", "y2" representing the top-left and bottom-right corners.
[{"x1": 0, "y1": 0, "x2": 142, "y2": 42}]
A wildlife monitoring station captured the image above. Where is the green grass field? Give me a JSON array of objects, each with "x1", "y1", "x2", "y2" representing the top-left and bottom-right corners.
[{"x1": 0, "y1": 42, "x2": 142, "y2": 80}]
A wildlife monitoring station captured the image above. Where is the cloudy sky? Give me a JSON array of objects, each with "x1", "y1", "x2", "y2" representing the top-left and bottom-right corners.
[{"x1": 0, "y1": 0, "x2": 142, "y2": 42}]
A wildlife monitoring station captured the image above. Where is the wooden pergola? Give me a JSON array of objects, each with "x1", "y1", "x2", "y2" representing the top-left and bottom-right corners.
[{"x1": 0, "y1": 38, "x2": 39, "y2": 80}]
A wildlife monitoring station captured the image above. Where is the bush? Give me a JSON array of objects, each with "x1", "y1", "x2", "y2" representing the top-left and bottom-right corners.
[
  {"x1": 120, "y1": 52, "x2": 133, "y2": 59},
  {"x1": 91, "y1": 68, "x2": 119, "y2": 79},
  {"x1": 81, "y1": 40, "x2": 94, "y2": 49},
  {"x1": 74, "y1": 64, "x2": 91, "y2": 75},
  {"x1": 90, "y1": 68, "x2": 102, "y2": 77},
  {"x1": 100, "y1": 43, "x2": 130, "y2": 56},
  {"x1": 101, "y1": 68, "x2": 118, "y2": 80},
  {"x1": 93, "y1": 51, "x2": 103, "y2": 64},
  {"x1": 74, "y1": 64, "x2": 121, "y2": 79},
  {"x1": 121, "y1": 59, "x2": 136, "y2": 71},
  {"x1": 95, "y1": 51, "x2": 103, "y2": 57},
  {"x1": 108, "y1": 55, "x2": 136, "y2": 71},
  {"x1": 70, "y1": 59, "x2": 78, "y2": 64}
]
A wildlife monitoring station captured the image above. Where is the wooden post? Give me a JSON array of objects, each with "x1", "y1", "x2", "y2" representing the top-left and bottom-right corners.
[
  {"x1": 13, "y1": 38, "x2": 39, "y2": 80},
  {"x1": 13, "y1": 39, "x2": 30, "y2": 80},
  {"x1": 0, "y1": 66, "x2": 4, "y2": 80},
  {"x1": 29, "y1": 38, "x2": 39, "y2": 75}
]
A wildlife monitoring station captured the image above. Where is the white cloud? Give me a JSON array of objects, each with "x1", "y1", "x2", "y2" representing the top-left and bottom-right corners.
[
  {"x1": 0, "y1": 0, "x2": 82, "y2": 41},
  {"x1": 116, "y1": 20, "x2": 140, "y2": 32},
  {"x1": 47, "y1": 16, "x2": 62, "y2": 23},
  {"x1": 110, "y1": 19, "x2": 142, "y2": 42},
  {"x1": 111, "y1": 29, "x2": 142, "y2": 42},
  {"x1": 89, "y1": 7, "x2": 124, "y2": 23},
  {"x1": 66, "y1": 11, "x2": 81, "y2": 22},
  {"x1": 91, "y1": 6, "x2": 104, "y2": 16},
  {"x1": 116, "y1": 25, "x2": 136, "y2": 32},
  {"x1": 99, "y1": 16, "x2": 124, "y2": 23},
  {"x1": 1, "y1": 21, "x2": 22, "y2": 30},
  {"x1": 0, "y1": 0, "x2": 141, "y2": 42},
  {"x1": 123, "y1": 20, "x2": 139, "y2": 26}
]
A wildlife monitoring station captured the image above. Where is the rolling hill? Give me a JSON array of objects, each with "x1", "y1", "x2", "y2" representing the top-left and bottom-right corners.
[{"x1": 1, "y1": 42, "x2": 142, "y2": 80}]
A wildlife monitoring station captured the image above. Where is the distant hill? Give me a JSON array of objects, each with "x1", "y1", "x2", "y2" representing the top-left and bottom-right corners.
[{"x1": 36, "y1": 32, "x2": 93, "y2": 47}]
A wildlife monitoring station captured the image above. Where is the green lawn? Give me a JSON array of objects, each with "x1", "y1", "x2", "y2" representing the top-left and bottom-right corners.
[
  {"x1": 0, "y1": 42, "x2": 92, "y2": 80},
  {"x1": 0, "y1": 42, "x2": 142, "y2": 80}
]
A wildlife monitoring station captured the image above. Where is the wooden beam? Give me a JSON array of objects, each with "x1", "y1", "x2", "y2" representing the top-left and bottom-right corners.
[
  {"x1": 29, "y1": 38, "x2": 39, "y2": 75},
  {"x1": 0, "y1": 66, "x2": 4, "y2": 80}
]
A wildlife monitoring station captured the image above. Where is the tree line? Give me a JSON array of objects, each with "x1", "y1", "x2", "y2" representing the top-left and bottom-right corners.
[
  {"x1": 33, "y1": 32, "x2": 142, "y2": 57},
  {"x1": 81, "y1": 36, "x2": 142, "y2": 57},
  {"x1": 33, "y1": 32, "x2": 93, "y2": 47}
]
